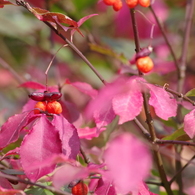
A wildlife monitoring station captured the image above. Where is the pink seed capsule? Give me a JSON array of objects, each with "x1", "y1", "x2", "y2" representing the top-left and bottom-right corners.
[
  {"x1": 44, "y1": 92, "x2": 62, "y2": 101},
  {"x1": 29, "y1": 92, "x2": 45, "y2": 101},
  {"x1": 135, "y1": 46, "x2": 153, "y2": 60}
]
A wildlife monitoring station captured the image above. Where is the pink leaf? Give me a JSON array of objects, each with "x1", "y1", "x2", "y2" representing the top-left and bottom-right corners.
[
  {"x1": 20, "y1": 115, "x2": 62, "y2": 181},
  {"x1": 0, "y1": 112, "x2": 38, "y2": 149},
  {"x1": 77, "y1": 127, "x2": 98, "y2": 140},
  {"x1": 132, "y1": 182, "x2": 158, "y2": 195},
  {"x1": 95, "y1": 174, "x2": 116, "y2": 195},
  {"x1": 0, "y1": 177, "x2": 13, "y2": 189},
  {"x1": 52, "y1": 115, "x2": 80, "y2": 159},
  {"x1": 104, "y1": 133, "x2": 151, "y2": 194},
  {"x1": 52, "y1": 164, "x2": 88, "y2": 189},
  {"x1": 60, "y1": 101, "x2": 82, "y2": 127},
  {"x1": 85, "y1": 76, "x2": 129, "y2": 120},
  {"x1": 147, "y1": 84, "x2": 177, "y2": 120},
  {"x1": 19, "y1": 81, "x2": 45, "y2": 89},
  {"x1": 184, "y1": 109, "x2": 195, "y2": 139},
  {"x1": 94, "y1": 105, "x2": 116, "y2": 132},
  {"x1": 69, "y1": 81, "x2": 98, "y2": 99},
  {"x1": 112, "y1": 82, "x2": 143, "y2": 124}
]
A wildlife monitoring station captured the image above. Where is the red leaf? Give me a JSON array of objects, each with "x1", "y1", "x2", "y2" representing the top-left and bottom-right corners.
[
  {"x1": 20, "y1": 115, "x2": 62, "y2": 181},
  {"x1": 184, "y1": 109, "x2": 195, "y2": 139},
  {"x1": 27, "y1": 5, "x2": 78, "y2": 28},
  {"x1": 0, "y1": 187, "x2": 25, "y2": 194},
  {"x1": 104, "y1": 133, "x2": 151, "y2": 194},
  {"x1": 0, "y1": 0, "x2": 15, "y2": 8},
  {"x1": 0, "y1": 112, "x2": 38, "y2": 149},
  {"x1": 52, "y1": 115, "x2": 80, "y2": 159},
  {"x1": 147, "y1": 84, "x2": 177, "y2": 120},
  {"x1": 19, "y1": 81, "x2": 46, "y2": 89}
]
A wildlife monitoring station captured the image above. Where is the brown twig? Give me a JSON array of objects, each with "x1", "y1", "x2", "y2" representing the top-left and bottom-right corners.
[
  {"x1": 169, "y1": 154, "x2": 195, "y2": 185},
  {"x1": 155, "y1": 139, "x2": 195, "y2": 147},
  {"x1": 177, "y1": 0, "x2": 195, "y2": 94},
  {"x1": 164, "y1": 84, "x2": 195, "y2": 106},
  {"x1": 149, "y1": 5, "x2": 179, "y2": 75},
  {"x1": 130, "y1": 8, "x2": 173, "y2": 195},
  {"x1": 0, "y1": 172, "x2": 71, "y2": 195}
]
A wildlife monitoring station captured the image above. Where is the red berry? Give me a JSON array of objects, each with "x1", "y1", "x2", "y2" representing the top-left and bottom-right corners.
[
  {"x1": 46, "y1": 101, "x2": 62, "y2": 114},
  {"x1": 103, "y1": 0, "x2": 116, "y2": 6},
  {"x1": 113, "y1": 0, "x2": 122, "y2": 11},
  {"x1": 126, "y1": 0, "x2": 138, "y2": 8},
  {"x1": 136, "y1": 56, "x2": 154, "y2": 73},
  {"x1": 71, "y1": 181, "x2": 88, "y2": 195},
  {"x1": 34, "y1": 101, "x2": 47, "y2": 114},
  {"x1": 139, "y1": 0, "x2": 150, "y2": 7}
]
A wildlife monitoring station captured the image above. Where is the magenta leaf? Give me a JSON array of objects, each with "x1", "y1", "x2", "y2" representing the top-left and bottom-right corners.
[
  {"x1": 184, "y1": 109, "x2": 195, "y2": 139},
  {"x1": 19, "y1": 81, "x2": 45, "y2": 89},
  {"x1": 52, "y1": 115, "x2": 80, "y2": 159},
  {"x1": 0, "y1": 111, "x2": 39, "y2": 149},
  {"x1": 104, "y1": 133, "x2": 151, "y2": 194},
  {"x1": 20, "y1": 115, "x2": 62, "y2": 181},
  {"x1": 147, "y1": 84, "x2": 177, "y2": 120}
]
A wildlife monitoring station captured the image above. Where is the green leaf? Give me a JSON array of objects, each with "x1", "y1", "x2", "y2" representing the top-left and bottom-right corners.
[
  {"x1": 162, "y1": 128, "x2": 190, "y2": 141},
  {"x1": 160, "y1": 118, "x2": 178, "y2": 129},
  {"x1": 25, "y1": 187, "x2": 54, "y2": 195},
  {"x1": 185, "y1": 88, "x2": 195, "y2": 97}
]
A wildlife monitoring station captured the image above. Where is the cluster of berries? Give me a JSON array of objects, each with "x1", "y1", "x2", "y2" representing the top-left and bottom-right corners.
[
  {"x1": 29, "y1": 91, "x2": 62, "y2": 114},
  {"x1": 103, "y1": 0, "x2": 151, "y2": 11}
]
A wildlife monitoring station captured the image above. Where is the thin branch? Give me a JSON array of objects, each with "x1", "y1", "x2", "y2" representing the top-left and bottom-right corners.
[
  {"x1": 169, "y1": 155, "x2": 195, "y2": 185},
  {"x1": 164, "y1": 84, "x2": 195, "y2": 106},
  {"x1": 130, "y1": 8, "x2": 173, "y2": 195},
  {"x1": 16, "y1": 0, "x2": 106, "y2": 85},
  {"x1": 149, "y1": 5, "x2": 179, "y2": 75},
  {"x1": 155, "y1": 139, "x2": 195, "y2": 147},
  {"x1": 146, "y1": 180, "x2": 163, "y2": 186},
  {"x1": 0, "y1": 58, "x2": 26, "y2": 86},
  {"x1": 80, "y1": 147, "x2": 90, "y2": 164},
  {"x1": 133, "y1": 118, "x2": 151, "y2": 139},
  {"x1": 0, "y1": 172, "x2": 71, "y2": 195},
  {"x1": 177, "y1": 0, "x2": 195, "y2": 93}
]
